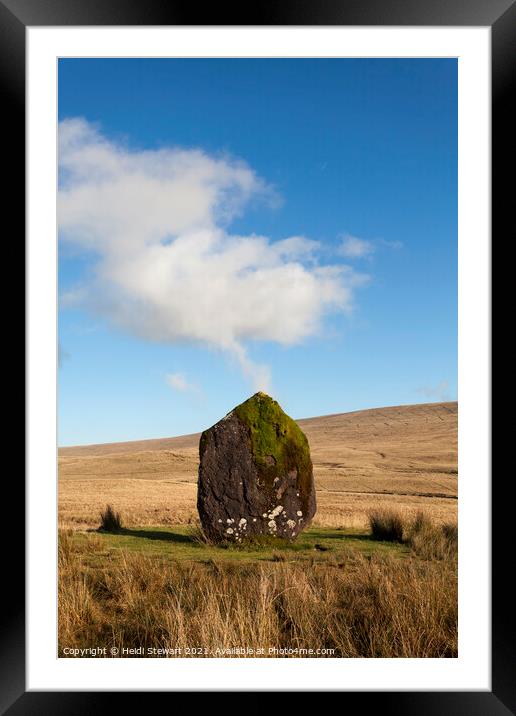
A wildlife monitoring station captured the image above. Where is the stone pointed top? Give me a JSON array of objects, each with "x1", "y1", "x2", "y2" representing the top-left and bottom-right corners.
[
  {"x1": 240, "y1": 390, "x2": 274, "y2": 404},
  {"x1": 222, "y1": 391, "x2": 276, "y2": 421}
]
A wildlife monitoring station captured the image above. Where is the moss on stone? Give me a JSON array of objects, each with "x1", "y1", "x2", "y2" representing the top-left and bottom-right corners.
[{"x1": 234, "y1": 392, "x2": 313, "y2": 511}]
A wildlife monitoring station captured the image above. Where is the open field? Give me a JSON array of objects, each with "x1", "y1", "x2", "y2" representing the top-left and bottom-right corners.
[
  {"x1": 59, "y1": 401, "x2": 458, "y2": 530},
  {"x1": 58, "y1": 403, "x2": 458, "y2": 658},
  {"x1": 59, "y1": 519, "x2": 457, "y2": 658}
]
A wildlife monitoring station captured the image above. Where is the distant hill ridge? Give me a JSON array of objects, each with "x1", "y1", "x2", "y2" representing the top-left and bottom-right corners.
[{"x1": 59, "y1": 401, "x2": 457, "y2": 458}]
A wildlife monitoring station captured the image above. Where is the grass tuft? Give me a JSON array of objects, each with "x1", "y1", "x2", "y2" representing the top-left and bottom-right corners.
[
  {"x1": 99, "y1": 504, "x2": 123, "y2": 532},
  {"x1": 407, "y1": 511, "x2": 458, "y2": 560},
  {"x1": 368, "y1": 509, "x2": 458, "y2": 562},
  {"x1": 368, "y1": 509, "x2": 404, "y2": 542}
]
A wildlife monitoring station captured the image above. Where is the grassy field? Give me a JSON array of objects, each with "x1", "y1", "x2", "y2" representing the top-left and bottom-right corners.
[
  {"x1": 59, "y1": 516, "x2": 457, "y2": 658},
  {"x1": 59, "y1": 401, "x2": 458, "y2": 530},
  {"x1": 58, "y1": 401, "x2": 458, "y2": 658},
  {"x1": 67, "y1": 524, "x2": 410, "y2": 564}
]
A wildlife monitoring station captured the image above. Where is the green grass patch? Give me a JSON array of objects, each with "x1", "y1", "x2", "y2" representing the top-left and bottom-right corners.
[{"x1": 70, "y1": 525, "x2": 409, "y2": 566}]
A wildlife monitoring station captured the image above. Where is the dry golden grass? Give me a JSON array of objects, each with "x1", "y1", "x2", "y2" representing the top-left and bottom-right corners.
[
  {"x1": 59, "y1": 402, "x2": 457, "y2": 530},
  {"x1": 58, "y1": 521, "x2": 457, "y2": 658},
  {"x1": 58, "y1": 404, "x2": 458, "y2": 658}
]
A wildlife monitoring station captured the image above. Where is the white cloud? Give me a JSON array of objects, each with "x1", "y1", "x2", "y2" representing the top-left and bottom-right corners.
[
  {"x1": 58, "y1": 118, "x2": 367, "y2": 390},
  {"x1": 166, "y1": 372, "x2": 198, "y2": 394},
  {"x1": 338, "y1": 234, "x2": 375, "y2": 259}
]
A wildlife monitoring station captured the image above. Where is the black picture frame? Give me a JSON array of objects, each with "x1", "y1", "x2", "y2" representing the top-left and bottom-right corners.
[{"x1": 5, "y1": 0, "x2": 506, "y2": 710}]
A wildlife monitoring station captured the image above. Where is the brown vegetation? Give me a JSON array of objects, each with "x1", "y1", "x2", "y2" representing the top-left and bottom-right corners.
[
  {"x1": 368, "y1": 509, "x2": 405, "y2": 542},
  {"x1": 58, "y1": 510, "x2": 457, "y2": 658}
]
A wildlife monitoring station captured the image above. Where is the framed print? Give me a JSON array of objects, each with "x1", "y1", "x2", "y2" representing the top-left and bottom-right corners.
[{"x1": 4, "y1": 0, "x2": 509, "y2": 709}]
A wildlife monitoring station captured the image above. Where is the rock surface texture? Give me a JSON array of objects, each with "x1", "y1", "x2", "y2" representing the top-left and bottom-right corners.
[{"x1": 197, "y1": 392, "x2": 316, "y2": 542}]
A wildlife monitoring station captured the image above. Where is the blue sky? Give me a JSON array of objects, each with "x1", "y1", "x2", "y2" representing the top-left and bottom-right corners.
[{"x1": 58, "y1": 58, "x2": 457, "y2": 446}]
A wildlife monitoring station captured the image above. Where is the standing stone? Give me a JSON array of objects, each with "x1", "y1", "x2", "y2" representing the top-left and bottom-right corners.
[{"x1": 197, "y1": 392, "x2": 316, "y2": 542}]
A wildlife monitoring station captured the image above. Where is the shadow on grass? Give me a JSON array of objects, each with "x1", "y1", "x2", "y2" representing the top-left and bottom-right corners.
[
  {"x1": 93, "y1": 526, "x2": 381, "y2": 549},
  {"x1": 97, "y1": 527, "x2": 196, "y2": 545}
]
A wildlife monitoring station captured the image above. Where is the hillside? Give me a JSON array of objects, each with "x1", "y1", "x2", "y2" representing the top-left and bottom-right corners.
[{"x1": 58, "y1": 401, "x2": 457, "y2": 529}]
